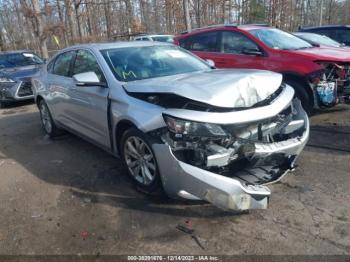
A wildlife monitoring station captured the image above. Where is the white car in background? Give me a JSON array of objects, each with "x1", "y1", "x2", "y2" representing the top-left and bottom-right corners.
[{"x1": 134, "y1": 34, "x2": 174, "y2": 43}]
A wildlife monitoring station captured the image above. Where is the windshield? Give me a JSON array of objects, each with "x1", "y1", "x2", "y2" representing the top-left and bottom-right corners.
[
  {"x1": 151, "y1": 36, "x2": 174, "y2": 43},
  {"x1": 297, "y1": 33, "x2": 341, "y2": 47},
  {"x1": 0, "y1": 52, "x2": 44, "y2": 68},
  {"x1": 101, "y1": 45, "x2": 210, "y2": 82},
  {"x1": 250, "y1": 28, "x2": 313, "y2": 50}
]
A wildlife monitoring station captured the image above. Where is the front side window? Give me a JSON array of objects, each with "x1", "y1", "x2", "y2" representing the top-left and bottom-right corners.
[
  {"x1": 52, "y1": 51, "x2": 76, "y2": 77},
  {"x1": 101, "y1": 45, "x2": 210, "y2": 82},
  {"x1": 72, "y1": 50, "x2": 104, "y2": 81},
  {"x1": 250, "y1": 28, "x2": 312, "y2": 50},
  {"x1": 221, "y1": 31, "x2": 260, "y2": 54},
  {"x1": 181, "y1": 32, "x2": 219, "y2": 52}
]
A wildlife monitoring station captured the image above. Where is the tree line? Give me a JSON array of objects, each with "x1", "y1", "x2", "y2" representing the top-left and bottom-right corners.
[{"x1": 0, "y1": 0, "x2": 349, "y2": 58}]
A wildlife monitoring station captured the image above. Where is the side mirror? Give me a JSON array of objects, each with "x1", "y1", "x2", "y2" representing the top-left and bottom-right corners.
[
  {"x1": 242, "y1": 48, "x2": 264, "y2": 56},
  {"x1": 73, "y1": 71, "x2": 106, "y2": 87},
  {"x1": 206, "y1": 59, "x2": 216, "y2": 68}
]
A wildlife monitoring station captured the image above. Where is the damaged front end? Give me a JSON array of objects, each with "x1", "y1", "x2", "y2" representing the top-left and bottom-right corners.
[
  {"x1": 150, "y1": 84, "x2": 309, "y2": 211},
  {"x1": 311, "y1": 62, "x2": 350, "y2": 107}
]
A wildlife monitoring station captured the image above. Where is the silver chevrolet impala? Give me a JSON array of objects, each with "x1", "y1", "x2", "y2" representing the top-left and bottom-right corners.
[{"x1": 32, "y1": 42, "x2": 309, "y2": 211}]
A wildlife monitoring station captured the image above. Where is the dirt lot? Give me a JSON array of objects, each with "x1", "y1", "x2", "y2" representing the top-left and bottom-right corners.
[{"x1": 0, "y1": 102, "x2": 350, "y2": 255}]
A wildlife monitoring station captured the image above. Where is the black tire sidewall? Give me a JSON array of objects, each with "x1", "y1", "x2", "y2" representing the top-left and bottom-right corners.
[
  {"x1": 39, "y1": 100, "x2": 59, "y2": 138},
  {"x1": 285, "y1": 80, "x2": 312, "y2": 114},
  {"x1": 120, "y1": 128, "x2": 161, "y2": 193}
]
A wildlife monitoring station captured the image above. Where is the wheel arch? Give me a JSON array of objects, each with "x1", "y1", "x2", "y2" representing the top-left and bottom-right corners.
[
  {"x1": 114, "y1": 119, "x2": 138, "y2": 154},
  {"x1": 36, "y1": 95, "x2": 44, "y2": 108},
  {"x1": 282, "y1": 72, "x2": 314, "y2": 108}
]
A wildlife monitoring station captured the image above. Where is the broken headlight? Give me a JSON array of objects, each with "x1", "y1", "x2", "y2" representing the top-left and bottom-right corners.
[{"x1": 163, "y1": 115, "x2": 228, "y2": 138}]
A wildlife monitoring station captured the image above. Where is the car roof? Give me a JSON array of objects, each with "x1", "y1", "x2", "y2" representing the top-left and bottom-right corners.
[
  {"x1": 237, "y1": 24, "x2": 272, "y2": 31},
  {"x1": 178, "y1": 24, "x2": 272, "y2": 36},
  {"x1": 293, "y1": 32, "x2": 318, "y2": 36},
  {"x1": 301, "y1": 25, "x2": 350, "y2": 30},
  {"x1": 134, "y1": 34, "x2": 174, "y2": 39},
  {"x1": 0, "y1": 50, "x2": 34, "y2": 55},
  {"x1": 136, "y1": 34, "x2": 173, "y2": 37},
  {"x1": 59, "y1": 41, "x2": 173, "y2": 52}
]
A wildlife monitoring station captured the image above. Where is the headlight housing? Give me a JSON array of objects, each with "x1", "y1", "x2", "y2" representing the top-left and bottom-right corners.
[
  {"x1": 0, "y1": 77, "x2": 15, "y2": 83},
  {"x1": 163, "y1": 115, "x2": 228, "y2": 138}
]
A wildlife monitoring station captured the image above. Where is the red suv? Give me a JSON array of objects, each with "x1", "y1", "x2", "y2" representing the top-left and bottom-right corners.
[{"x1": 175, "y1": 25, "x2": 350, "y2": 112}]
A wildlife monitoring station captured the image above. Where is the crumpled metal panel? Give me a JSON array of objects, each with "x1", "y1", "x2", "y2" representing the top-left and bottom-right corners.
[{"x1": 124, "y1": 69, "x2": 282, "y2": 108}]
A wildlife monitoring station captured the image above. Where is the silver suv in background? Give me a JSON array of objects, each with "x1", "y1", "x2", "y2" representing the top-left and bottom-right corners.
[
  {"x1": 32, "y1": 42, "x2": 309, "y2": 211},
  {"x1": 0, "y1": 50, "x2": 44, "y2": 108}
]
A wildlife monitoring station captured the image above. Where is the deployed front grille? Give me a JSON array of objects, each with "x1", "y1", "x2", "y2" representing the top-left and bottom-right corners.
[{"x1": 17, "y1": 81, "x2": 33, "y2": 97}]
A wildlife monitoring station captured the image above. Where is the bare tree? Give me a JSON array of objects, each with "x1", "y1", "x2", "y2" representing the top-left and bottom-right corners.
[{"x1": 183, "y1": 0, "x2": 191, "y2": 31}]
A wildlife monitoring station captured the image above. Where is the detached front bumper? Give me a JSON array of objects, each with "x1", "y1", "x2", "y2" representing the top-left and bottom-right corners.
[
  {"x1": 152, "y1": 100, "x2": 309, "y2": 211},
  {"x1": 153, "y1": 143, "x2": 271, "y2": 210}
]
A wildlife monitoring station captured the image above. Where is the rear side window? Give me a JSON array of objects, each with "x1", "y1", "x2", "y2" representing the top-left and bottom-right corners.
[
  {"x1": 72, "y1": 50, "x2": 105, "y2": 82},
  {"x1": 180, "y1": 32, "x2": 219, "y2": 52},
  {"x1": 52, "y1": 51, "x2": 75, "y2": 77},
  {"x1": 221, "y1": 31, "x2": 260, "y2": 54}
]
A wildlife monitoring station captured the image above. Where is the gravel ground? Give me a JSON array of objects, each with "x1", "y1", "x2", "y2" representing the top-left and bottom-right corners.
[{"x1": 0, "y1": 102, "x2": 349, "y2": 255}]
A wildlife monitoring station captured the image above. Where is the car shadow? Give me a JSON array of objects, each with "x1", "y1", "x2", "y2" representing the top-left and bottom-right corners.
[
  {"x1": 1, "y1": 99, "x2": 34, "y2": 109},
  {"x1": 0, "y1": 110, "x2": 243, "y2": 218}
]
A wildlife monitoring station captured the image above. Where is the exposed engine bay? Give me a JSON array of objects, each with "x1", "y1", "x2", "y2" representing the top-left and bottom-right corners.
[
  {"x1": 315, "y1": 63, "x2": 350, "y2": 106},
  {"x1": 156, "y1": 98, "x2": 307, "y2": 186},
  {"x1": 124, "y1": 69, "x2": 309, "y2": 210}
]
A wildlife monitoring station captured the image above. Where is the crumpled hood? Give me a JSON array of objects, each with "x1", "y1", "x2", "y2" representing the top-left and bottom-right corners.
[
  {"x1": 294, "y1": 47, "x2": 350, "y2": 62},
  {"x1": 0, "y1": 64, "x2": 42, "y2": 80},
  {"x1": 124, "y1": 69, "x2": 283, "y2": 108}
]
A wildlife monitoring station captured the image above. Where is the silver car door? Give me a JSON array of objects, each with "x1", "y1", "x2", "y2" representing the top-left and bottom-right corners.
[
  {"x1": 46, "y1": 50, "x2": 77, "y2": 126},
  {"x1": 67, "y1": 49, "x2": 110, "y2": 149}
]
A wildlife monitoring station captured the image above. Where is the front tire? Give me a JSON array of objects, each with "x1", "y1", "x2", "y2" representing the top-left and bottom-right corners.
[
  {"x1": 120, "y1": 128, "x2": 161, "y2": 193},
  {"x1": 285, "y1": 79, "x2": 313, "y2": 114},
  {"x1": 38, "y1": 100, "x2": 62, "y2": 138}
]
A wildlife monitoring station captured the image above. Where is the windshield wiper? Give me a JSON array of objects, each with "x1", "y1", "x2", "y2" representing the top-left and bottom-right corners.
[{"x1": 294, "y1": 46, "x2": 313, "y2": 50}]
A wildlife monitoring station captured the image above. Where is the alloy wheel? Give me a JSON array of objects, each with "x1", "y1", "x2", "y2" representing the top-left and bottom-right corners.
[
  {"x1": 39, "y1": 102, "x2": 52, "y2": 134},
  {"x1": 123, "y1": 136, "x2": 157, "y2": 185}
]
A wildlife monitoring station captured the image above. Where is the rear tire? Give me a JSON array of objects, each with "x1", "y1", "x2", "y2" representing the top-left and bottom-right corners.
[
  {"x1": 38, "y1": 100, "x2": 62, "y2": 138},
  {"x1": 120, "y1": 128, "x2": 161, "y2": 194},
  {"x1": 285, "y1": 79, "x2": 313, "y2": 114}
]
